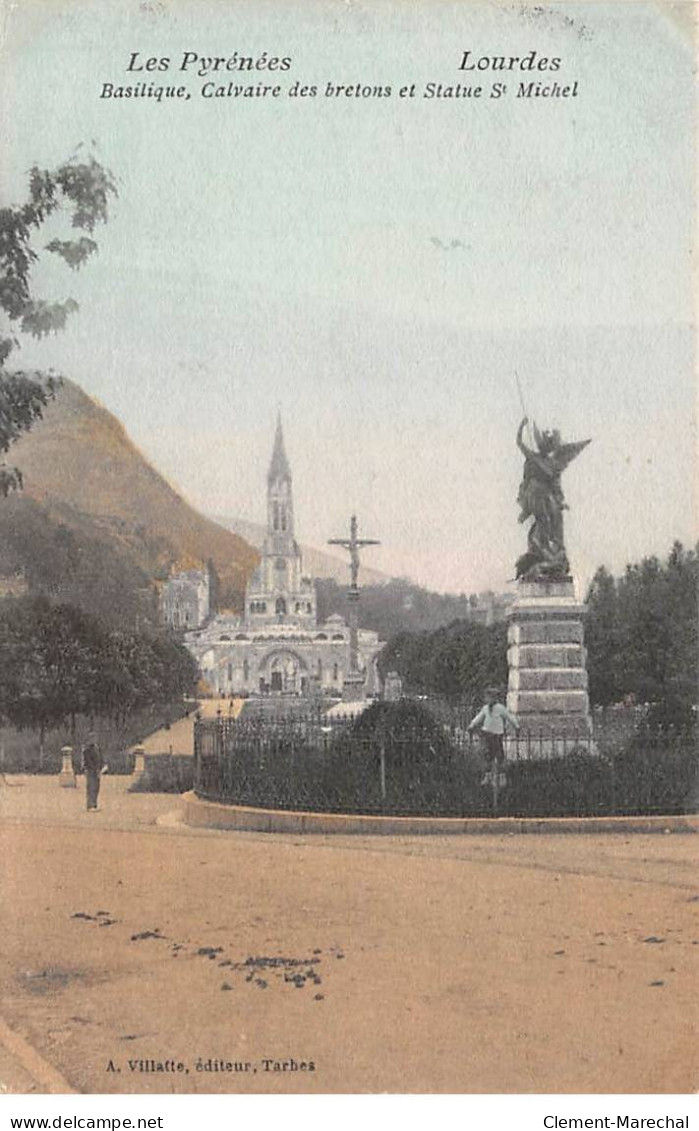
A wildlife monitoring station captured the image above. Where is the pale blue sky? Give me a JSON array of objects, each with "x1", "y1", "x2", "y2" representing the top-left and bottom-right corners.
[{"x1": 2, "y1": 0, "x2": 695, "y2": 592}]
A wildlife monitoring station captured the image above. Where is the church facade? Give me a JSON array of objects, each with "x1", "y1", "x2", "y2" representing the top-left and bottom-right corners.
[
  {"x1": 159, "y1": 568, "x2": 210, "y2": 630},
  {"x1": 186, "y1": 420, "x2": 383, "y2": 698}
]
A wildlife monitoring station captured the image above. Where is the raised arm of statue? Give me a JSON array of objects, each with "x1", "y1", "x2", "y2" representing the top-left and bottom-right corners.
[
  {"x1": 516, "y1": 417, "x2": 531, "y2": 456},
  {"x1": 517, "y1": 419, "x2": 556, "y2": 482}
]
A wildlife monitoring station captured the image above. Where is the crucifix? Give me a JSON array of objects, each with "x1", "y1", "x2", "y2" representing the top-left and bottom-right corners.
[
  {"x1": 328, "y1": 514, "x2": 380, "y2": 591},
  {"x1": 328, "y1": 515, "x2": 380, "y2": 691}
]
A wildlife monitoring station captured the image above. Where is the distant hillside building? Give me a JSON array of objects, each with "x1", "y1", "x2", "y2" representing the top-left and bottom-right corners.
[
  {"x1": 160, "y1": 568, "x2": 210, "y2": 630},
  {"x1": 187, "y1": 419, "x2": 383, "y2": 697},
  {"x1": 467, "y1": 590, "x2": 514, "y2": 626}
]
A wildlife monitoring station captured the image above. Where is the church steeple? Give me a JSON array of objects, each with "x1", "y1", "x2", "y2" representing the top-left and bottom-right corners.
[
  {"x1": 266, "y1": 414, "x2": 295, "y2": 545},
  {"x1": 244, "y1": 416, "x2": 316, "y2": 629},
  {"x1": 268, "y1": 413, "x2": 291, "y2": 485}
]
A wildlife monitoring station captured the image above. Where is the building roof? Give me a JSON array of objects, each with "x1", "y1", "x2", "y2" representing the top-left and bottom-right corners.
[{"x1": 268, "y1": 413, "x2": 292, "y2": 483}]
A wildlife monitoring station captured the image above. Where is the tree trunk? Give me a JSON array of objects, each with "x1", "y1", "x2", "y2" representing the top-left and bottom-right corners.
[{"x1": 38, "y1": 722, "x2": 45, "y2": 771}]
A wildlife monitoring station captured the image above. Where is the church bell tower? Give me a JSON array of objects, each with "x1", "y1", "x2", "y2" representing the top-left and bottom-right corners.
[
  {"x1": 244, "y1": 415, "x2": 317, "y2": 626},
  {"x1": 265, "y1": 414, "x2": 295, "y2": 554}
]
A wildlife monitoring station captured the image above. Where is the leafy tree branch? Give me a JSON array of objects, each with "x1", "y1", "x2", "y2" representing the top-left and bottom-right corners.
[{"x1": 0, "y1": 152, "x2": 117, "y2": 494}]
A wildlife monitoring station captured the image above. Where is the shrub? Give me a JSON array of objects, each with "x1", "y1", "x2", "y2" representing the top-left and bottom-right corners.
[
  {"x1": 611, "y1": 727, "x2": 697, "y2": 815},
  {"x1": 129, "y1": 754, "x2": 193, "y2": 794},
  {"x1": 503, "y1": 753, "x2": 613, "y2": 818}
]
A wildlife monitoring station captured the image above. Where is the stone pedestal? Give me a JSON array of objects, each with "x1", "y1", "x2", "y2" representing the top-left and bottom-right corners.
[
  {"x1": 132, "y1": 745, "x2": 146, "y2": 777},
  {"x1": 58, "y1": 745, "x2": 77, "y2": 788},
  {"x1": 342, "y1": 671, "x2": 366, "y2": 702},
  {"x1": 383, "y1": 671, "x2": 403, "y2": 702},
  {"x1": 506, "y1": 579, "x2": 593, "y2": 757},
  {"x1": 342, "y1": 586, "x2": 365, "y2": 702}
]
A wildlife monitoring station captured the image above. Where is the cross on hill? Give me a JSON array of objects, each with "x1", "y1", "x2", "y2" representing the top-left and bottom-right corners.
[{"x1": 328, "y1": 515, "x2": 380, "y2": 590}]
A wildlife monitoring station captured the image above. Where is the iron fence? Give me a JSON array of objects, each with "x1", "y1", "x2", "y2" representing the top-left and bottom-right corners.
[{"x1": 192, "y1": 706, "x2": 698, "y2": 819}]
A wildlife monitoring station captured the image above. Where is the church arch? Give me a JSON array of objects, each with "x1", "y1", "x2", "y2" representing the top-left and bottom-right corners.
[{"x1": 259, "y1": 648, "x2": 308, "y2": 695}]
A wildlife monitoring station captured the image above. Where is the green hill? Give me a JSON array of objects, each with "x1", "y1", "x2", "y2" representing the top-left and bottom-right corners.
[{"x1": 0, "y1": 379, "x2": 258, "y2": 624}]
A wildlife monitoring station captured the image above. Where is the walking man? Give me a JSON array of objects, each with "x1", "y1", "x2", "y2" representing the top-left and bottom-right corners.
[
  {"x1": 82, "y1": 732, "x2": 104, "y2": 811},
  {"x1": 468, "y1": 687, "x2": 519, "y2": 780}
]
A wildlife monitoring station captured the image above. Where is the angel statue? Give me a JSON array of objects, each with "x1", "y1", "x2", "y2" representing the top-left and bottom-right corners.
[{"x1": 515, "y1": 416, "x2": 590, "y2": 581}]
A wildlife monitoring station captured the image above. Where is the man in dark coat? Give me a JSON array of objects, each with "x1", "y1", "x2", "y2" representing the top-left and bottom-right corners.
[{"x1": 82, "y1": 733, "x2": 104, "y2": 811}]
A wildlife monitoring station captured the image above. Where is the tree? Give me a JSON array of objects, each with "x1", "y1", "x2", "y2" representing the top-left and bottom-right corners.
[
  {"x1": 585, "y1": 542, "x2": 698, "y2": 722},
  {"x1": 0, "y1": 597, "x2": 198, "y2": 764},
  {"x1": 0, "y1": 596, "x2": 106, "y2": 765},
  {"x1": 585, "y1": 566, "x2": 620, "y2": 705},
  {"x1": 0, "y1": 152, "x2": 117, "y2": 493},
  {"x1": 378, "y1": 619, "x2": 508, "y2": 709},
  {"x1": 96, "y1": 628, "x2": 198, "y2": 722}
]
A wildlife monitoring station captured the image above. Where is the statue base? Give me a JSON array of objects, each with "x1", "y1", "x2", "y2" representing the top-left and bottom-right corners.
[
  {"x1": 506, "y1": 579, "x2": 594, "y2": 759},
  {"x1": 342, "y1": 671, "x2": 366, "y2": 702}
]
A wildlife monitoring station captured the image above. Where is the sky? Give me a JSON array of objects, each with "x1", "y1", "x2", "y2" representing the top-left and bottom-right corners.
[{"x1": 1, "y1": 0, "x2": 695, "y2": 594}]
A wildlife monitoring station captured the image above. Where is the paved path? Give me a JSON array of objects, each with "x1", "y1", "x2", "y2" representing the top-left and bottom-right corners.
[
  {"x1": 0, "y1": 776, "x2": 697, "y2": 1094},
  {"x1": 134, "y1": 698, "x2": 245, "y2": 757}
]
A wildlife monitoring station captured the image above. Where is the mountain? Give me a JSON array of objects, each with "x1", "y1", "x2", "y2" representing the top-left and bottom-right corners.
[
  {"x1": 212, "y1": 514, "x2": 389, "y2": 587},
  {"x1": 0, "y1": 379, "x2": 258, "y2": 623},
  {"x1": 316, "y1": 576, "x2": 513, "y2": 640}
]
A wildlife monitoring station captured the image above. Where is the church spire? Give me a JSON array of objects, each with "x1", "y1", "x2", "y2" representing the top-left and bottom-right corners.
[
  {"x1": 266, "y1": 414, "x2": 295, "y2": 544},
  {"x1": 268, "y1": 412, "x2": 291, "y2": 484}
]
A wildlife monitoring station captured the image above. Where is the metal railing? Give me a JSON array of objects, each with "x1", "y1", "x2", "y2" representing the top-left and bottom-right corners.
[{"x1": 192, "y1": 706, "x2": 697, "y2": 819}]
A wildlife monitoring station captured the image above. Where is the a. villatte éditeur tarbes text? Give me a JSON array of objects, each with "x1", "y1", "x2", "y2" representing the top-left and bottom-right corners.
[
  {"x1": 97, "y1": 49, "x2": 581, "y2": 103},
  {"x1": 105, "y1": 1055, "x2": 316, "y2": 1076}
]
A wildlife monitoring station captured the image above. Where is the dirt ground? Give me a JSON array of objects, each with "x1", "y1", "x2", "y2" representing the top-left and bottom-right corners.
[{"x1": 1, "y1": 776, "x2": 697, "y2": 1094}]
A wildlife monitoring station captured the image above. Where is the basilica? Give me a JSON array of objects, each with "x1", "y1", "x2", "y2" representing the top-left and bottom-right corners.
[{"x1": 185, "y1": 419, "x2": 383, "y2": 698}]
